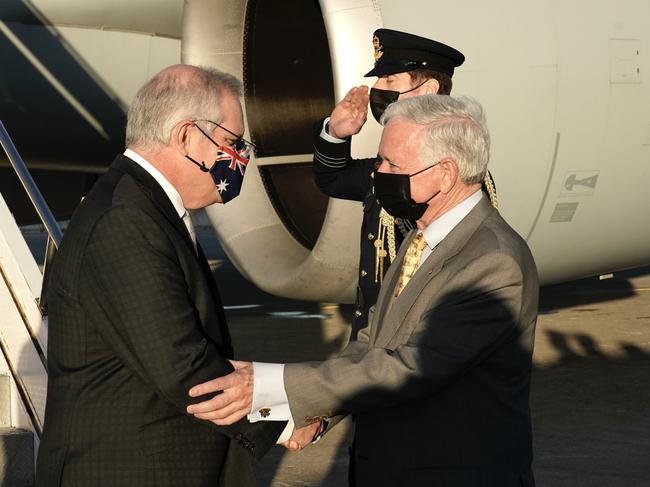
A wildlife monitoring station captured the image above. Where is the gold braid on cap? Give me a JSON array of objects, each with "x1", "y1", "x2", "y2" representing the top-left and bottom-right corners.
[
  {"x1": 483, "y1": 171, "x2": 499, "y2": 209},
  {"x1": 375, "y1": 208, "x2": 397, "y2": 285}
]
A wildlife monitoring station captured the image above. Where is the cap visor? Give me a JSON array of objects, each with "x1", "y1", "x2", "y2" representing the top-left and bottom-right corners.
[{"x1": 364, "y1": 64, "x2": 415, "y2": 77}]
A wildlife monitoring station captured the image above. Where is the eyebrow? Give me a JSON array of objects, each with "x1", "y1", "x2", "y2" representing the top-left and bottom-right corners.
[
  {"x1": 221, "y1": 128, "x2": 244, "y2": 142},
  {"x1": 200, "y1": 119, "x2": 245, "y2": 142},
  {"x1": 378, "y1": 153, "x2": 402, "y2": 168}
]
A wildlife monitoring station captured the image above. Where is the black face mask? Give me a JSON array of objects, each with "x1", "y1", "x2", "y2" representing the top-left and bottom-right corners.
[
  {"x1": 374, "y1": 164, "x2": 440, "y2": 221},
  {"x1": 369, "y1": 80, "x2": 428, "y2": 123}
]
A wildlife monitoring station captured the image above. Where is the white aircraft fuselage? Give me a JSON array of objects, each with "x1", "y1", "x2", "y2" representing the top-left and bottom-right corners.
[{"x1": 2, "y1": 0, "x2": 649, "y2": 302}]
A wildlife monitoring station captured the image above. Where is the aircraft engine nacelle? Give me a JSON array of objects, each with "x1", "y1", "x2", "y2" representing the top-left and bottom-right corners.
[{"x1": 182, "y1": 0, "x2": 650, "y2": 303}]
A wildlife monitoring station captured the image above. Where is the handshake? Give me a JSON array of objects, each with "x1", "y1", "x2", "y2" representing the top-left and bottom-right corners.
[{"x1": 187, "y1": 360, "x2": 325, "y2": 451}]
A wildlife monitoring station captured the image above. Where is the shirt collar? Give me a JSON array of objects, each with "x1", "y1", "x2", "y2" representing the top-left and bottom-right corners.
[
  {"x1": 421, "y1": 189, "x2": 483, "y2": 250},
  {"x1": 123, "y1": 148, "x2": 186, "y2": 219}
]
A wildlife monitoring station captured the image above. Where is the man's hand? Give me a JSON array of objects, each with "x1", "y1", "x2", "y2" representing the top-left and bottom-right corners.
[
  {"x1": 282, "y1": 421, "x2": 324, "y2": 451},
  {"x1": 187, "y1": 360, "x2": 253, "y2": 425},
  {"x1": 328, "y1": 86, "x2": 370, "y2": 139}
]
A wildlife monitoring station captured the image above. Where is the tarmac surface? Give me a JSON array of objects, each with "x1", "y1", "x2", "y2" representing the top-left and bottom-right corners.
[{"x1": 200, "y1": 235, "x2": 650, "y2": 487}]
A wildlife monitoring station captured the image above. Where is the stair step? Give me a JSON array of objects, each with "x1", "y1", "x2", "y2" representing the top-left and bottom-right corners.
[{"x1": 0, "y1": 428, "x2": 34, "y2": 487}]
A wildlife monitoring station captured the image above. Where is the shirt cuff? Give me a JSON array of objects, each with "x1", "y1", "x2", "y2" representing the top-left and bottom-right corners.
[
  {"x1": 247, "y1": 362, "x2": 291, "y2": 422},
  {"x1": 276, "y1": 417, "x2": 295, "y2": 444},
  {"x1": 320, "y1": 117, "x2": 347, "y2": 144}
]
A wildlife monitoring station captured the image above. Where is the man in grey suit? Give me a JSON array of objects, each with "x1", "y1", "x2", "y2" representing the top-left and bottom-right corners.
[
  {"x1": 36, "y1": 65, "x2": 288, "y2": 487},
  {"x1": 188, "y1": 95, "x2": 539, "y2": 487}
]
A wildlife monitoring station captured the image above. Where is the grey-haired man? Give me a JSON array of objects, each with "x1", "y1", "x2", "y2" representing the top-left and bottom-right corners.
[{"x1": 188, "y1": 95, "x2": 538, "y2": 487}]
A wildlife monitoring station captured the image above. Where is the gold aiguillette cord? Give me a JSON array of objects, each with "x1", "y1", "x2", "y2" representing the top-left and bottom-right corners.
[{"x1": 375, "y1": 208, "x2": 397, "y2": 284}]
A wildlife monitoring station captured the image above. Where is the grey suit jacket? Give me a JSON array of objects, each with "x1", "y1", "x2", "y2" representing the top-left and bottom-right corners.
[{"x1": 284, "y1": 197, "x2": 538, "y2": 486}]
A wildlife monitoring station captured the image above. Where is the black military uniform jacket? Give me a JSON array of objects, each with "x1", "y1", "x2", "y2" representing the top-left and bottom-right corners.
[
  {"x1": 36, "y1": 155, "x2": 285, "y2": 487},
  {"x1": 312, "y1": 121, "x2": 410, "y2": 339}
]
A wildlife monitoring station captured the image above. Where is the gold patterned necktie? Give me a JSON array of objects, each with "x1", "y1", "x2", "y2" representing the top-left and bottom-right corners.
[{"x1": 395, "y1": 233, "x2": 427, "y2": 297}]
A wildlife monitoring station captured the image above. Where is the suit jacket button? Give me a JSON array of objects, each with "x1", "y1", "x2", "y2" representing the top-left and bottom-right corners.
[
  {"x1": 354, "y1": 310, "x2": 363, "y2": 318},
  {"x1": 367, "y1": 233, "x2": 375, "y2": 240},
  {"x1": 360, "y1": 270, "x2": 368, "y2": 277}
]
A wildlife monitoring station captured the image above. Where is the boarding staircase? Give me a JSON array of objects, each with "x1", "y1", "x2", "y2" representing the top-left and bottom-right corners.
[{"x1": 0, "y1": 120, "x2": 62, "y2": 486}]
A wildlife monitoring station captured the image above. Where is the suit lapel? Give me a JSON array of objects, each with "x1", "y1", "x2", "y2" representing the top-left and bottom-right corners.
[
  {"x1": 375, "y1": 198, "x2": 496, "y2": 346},
  {"x1": 111, "y1": 155, "x2": 197, "y2": 255},
  {"x1": 112, "y1": 156, "x2": 233, "y2": 354},
  {"x1": 370, "y1": 229, "x2": 416, "y2": 343},
  {"x1": 196, "y1": 243, "x2": 233, "y2": 357}
]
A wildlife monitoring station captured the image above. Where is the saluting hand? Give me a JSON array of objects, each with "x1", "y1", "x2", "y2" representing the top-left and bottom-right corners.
[{"x1": 328, "y1": 86, "x2": 370, "y2": 139}]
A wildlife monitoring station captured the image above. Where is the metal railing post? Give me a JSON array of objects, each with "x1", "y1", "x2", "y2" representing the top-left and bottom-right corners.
[
  {"x1": 0, "y1": 120, "x2": 63, "y2": 248},
  {"x1": 0, "y1": 120, "x2": 63, "y2": 313}
]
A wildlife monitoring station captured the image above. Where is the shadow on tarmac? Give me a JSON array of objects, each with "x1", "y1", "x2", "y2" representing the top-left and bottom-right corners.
[{"x1": 531, "y1": 336, "x2": 650, "y2": 487}]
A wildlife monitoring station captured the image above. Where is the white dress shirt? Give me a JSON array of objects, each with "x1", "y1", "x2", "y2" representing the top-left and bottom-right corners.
[
  {"x1": 319, "y1": 117, "x2": 347, "y2": 144},
  {"x1": 250, "y1": 189, "x2": 484, "y2": 433},
  {"x1": 123, "y1": 149, "x2": 196, "y2": 250},
  {"x1": 419, "y1": 189, "x2": 483, "y2": 264}
]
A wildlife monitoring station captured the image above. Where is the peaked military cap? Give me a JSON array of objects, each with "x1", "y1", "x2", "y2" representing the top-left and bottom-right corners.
[{"x1": 365, "y1": 28, "x2": 465, "y2": 78}]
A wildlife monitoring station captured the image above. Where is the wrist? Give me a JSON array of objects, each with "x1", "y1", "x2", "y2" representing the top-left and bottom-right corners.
[{"x1": 326, "y1": 120, "x2": 342, "y2": 139}]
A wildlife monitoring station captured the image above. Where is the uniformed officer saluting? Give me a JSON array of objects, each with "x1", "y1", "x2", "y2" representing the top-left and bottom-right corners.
[{"x1": 313, "y1": 28, "x2": 498, "y2": 339}]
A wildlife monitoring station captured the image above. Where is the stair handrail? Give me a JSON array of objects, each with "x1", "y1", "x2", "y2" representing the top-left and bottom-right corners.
[{"x1": 0, "y1": 119, "x2": 63, "y2": 312}]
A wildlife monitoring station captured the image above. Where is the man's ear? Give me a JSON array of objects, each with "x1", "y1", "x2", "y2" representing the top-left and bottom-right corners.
[
  {"x1": 172, "y1": 120, "x2": 193, "y2": 155},
  {"x1": 422, "y1": 78, "x2": 440, "y2": 95},
  {"x1": 438, "y1": 159, "x2": 459, "y2": 193}
]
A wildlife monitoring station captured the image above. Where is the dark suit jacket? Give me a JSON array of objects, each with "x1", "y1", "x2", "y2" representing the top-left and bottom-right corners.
[
  {"x1": 36, "y1": 155, "x2": 285, "y2": 487},
  {"x1": 285, "y1": 197, "x2": 538, "y2": 487}
]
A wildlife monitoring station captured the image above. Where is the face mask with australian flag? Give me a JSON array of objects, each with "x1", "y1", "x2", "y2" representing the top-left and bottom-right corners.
[{"x1": 209, "y1": 138, "x2": 250, "y2": 203}]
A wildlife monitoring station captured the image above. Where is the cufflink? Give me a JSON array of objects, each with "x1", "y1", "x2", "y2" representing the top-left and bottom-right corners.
[{"x1": 259, "y1": 408, "x2": 271, "y2": 418}]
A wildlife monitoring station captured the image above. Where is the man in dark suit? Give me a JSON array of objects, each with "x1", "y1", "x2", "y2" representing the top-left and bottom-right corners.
[
  {"x1": 36, "y1": 65, "x2": 287, "y2": 487},
  {"x1": 187, "y1": 95, "x2": 538, "y2": 486}
]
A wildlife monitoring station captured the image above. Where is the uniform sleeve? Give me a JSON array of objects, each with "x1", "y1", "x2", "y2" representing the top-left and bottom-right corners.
[{"x1": 312, "y1": 119, "x2": 377, "y2": 202}]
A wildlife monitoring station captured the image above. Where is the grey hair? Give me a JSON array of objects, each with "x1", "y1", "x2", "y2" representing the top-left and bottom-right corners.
[
  {"x1": 381, "y1": 95, "x2": 490, "y2": 184},
  {"x1": 125, "y1": 65, "x2": 243, "y2": 151}
]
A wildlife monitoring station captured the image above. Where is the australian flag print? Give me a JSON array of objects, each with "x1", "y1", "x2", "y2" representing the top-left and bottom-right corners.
[{"x1": 209, "y1": 139, "x2": 251, "y2": 203}]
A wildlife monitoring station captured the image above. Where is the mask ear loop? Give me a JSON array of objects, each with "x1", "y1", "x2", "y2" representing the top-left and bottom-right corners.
[
  {"x1": 185, "y1": 122, "x2": 219, "y2": 173},
  {"x1": 399, "y1": 79, "x2": 429, "y2": 95},
  {"x1": 185, "y1": 155, "x2": 209, "y2": 172}
]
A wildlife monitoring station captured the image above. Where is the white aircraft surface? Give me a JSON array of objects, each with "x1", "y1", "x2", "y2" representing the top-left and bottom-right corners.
[{"x1": 1, "y1": 0, "x2": 649, "y2": 304}]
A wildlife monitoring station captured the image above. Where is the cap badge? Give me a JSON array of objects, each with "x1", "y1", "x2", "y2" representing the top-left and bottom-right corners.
[{"x1": 373, "y1": 35, "x2": 383, "y2": 61}]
